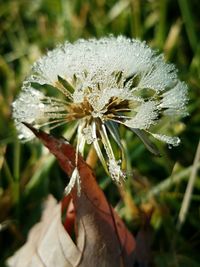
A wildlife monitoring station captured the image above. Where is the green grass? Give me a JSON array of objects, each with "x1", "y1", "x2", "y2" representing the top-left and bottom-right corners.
[{"x1": 1, "y1": 0, "x2": 200, "y2": 266}]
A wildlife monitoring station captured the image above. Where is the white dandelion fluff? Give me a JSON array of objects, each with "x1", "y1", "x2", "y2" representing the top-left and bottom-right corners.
[{"x1": 12, "y1": 36, "x2": 188, "y2": 192}]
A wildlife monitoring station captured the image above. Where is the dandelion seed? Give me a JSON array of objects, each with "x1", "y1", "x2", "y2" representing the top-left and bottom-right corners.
[{"x1": 12, "y1": 36, "x2": 188, "y2": 192}]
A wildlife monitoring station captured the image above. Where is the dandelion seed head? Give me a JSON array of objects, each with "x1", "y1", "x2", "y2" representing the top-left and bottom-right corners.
[{"x1": 13, "y1": 36, "x2": 188, "y2": 190}]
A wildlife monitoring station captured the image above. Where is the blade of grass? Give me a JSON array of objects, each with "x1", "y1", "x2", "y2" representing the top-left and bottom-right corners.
[
  {"x1": 130, "y1": 0, "x2": 141, "y2": 38},
  {"x1": 106, "y1": 0, "x2": 130, "y2": 24},
  {"x1": 137, "y1": 162, "x2": 200, "y2": 204},
  {"x1": 24, "y1": 154, "x2": 54, "y2": 195},
  {"x1": 177, "y1": 140, "x2": 200, "y2": 230},
  {"x1": 2, "y1": 159, "x2": 14, "y2": 185},
  {"x1": 155, "y1": 0, "x2": 167, "y2": 49},
  {"x1": 190, "y1": 44, "x2": 200, "y2": 76},
  {"x1": 178, "y1": 0, "x2": 198, "y2": 53},
  {"x1": 13, "y1": 139, "x2": 20, "y2": 182},
  {"x1": 164, "y1": 19, "x2": 182, "y2": 60}
]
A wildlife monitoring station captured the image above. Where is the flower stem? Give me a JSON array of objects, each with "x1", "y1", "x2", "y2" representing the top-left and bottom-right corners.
[{"x1": 86, "y1": 145, "x2": 98, "y2": 169}]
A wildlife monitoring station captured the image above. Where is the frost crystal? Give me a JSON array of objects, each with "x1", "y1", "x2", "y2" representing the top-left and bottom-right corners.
[
  {"x1": 125, "y1": 101, "x2": 158, "y2": 129},
  {"x1": 151, "y1": 134, "x2": 180, "y2": 147},
  {"x1": 12, "y1": 36, "x2": 188, "y2": 192},
  {"x1": 82, "y1": 126, "x2": 95, "y2": 144},
  {"x1": 108, "y1": 159, "x2": 125, "y2": 183}
]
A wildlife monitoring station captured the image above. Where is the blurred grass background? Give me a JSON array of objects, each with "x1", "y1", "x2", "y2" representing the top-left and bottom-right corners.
[{"x1": 0, "y1": 0, "x2": 200, "y2": 266}]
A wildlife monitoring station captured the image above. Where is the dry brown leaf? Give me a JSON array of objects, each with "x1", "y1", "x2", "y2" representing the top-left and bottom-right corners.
[{"x1": 7, "y1": 126, "x2": 136, "y2": 267}]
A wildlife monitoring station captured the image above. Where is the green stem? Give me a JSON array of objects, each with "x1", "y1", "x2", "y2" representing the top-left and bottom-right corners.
[
  {"x1": 14, "y1": 139, "x2": 20, "y2": 182},
  {"x1": 131, "y1": 0, "x2": 142, "y2": 38},
  {"x1": 156, "y1": 0, "x2": 167, "y2": 49},
  {"x1": 13, "y1": 139, "x2": 21, "y2": 219},
  {"x1": 135, "y1": 162, "x2": 200, "y2": 204},
  {"x1": 178, "y1": 0, "x2": 197, "y2": 53},
  {"x1": 3, "y1": 159, "x2": 14, "y2": 185},
  {"x1": 177, "y1": 140, "x2": 200, "y2": 230}
]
